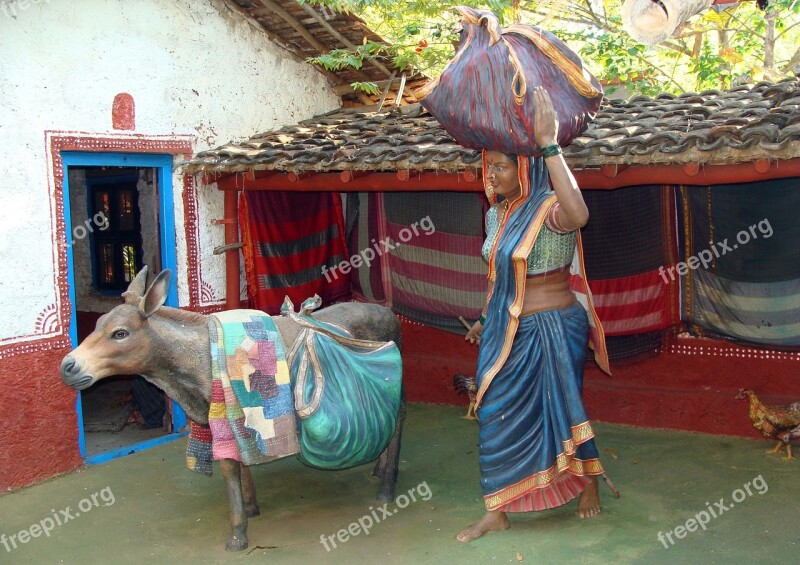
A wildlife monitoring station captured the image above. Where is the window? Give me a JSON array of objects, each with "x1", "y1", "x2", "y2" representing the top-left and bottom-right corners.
[{"x1": 88, "y1": 174, "x2": 143, "y2": 292}]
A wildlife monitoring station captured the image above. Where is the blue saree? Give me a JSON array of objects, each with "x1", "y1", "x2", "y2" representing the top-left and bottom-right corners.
[{"x1": 475, "y1": 152, "x2": 608, "y2": 511}]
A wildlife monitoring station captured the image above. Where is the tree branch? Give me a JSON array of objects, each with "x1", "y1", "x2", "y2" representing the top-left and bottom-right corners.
[
  {"x1": 775, "y1": 19, "x2": 800, "y2": 40},
  {"x1": 781, "y1": 45, "x2": 800, "y2": 72},
  {"x1": 633, "y1": 53, "x2": 688, "y2": 92}
]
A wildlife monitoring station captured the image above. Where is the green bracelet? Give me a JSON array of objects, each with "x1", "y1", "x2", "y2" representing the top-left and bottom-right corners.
[
  {"x1": 479, "y1": 314, "x2": 486, "y2": 325},
  {"x1": 541, "y1": 143, "x2": 562, "y2": 158}
]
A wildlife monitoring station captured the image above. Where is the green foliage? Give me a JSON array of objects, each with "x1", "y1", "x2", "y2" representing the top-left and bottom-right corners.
[
  {"x1": 306, "y1": 39, "x2": 386, "y2": 71},
  {"x1": 349, "y1": 81, "x2": 381, "y2": 95},
  {"x1": 304, "y1": 0, "x2": 800, "y2": 97},
  {"x1": 690, "y1": 38, "x2": 730, "y2": 92}
]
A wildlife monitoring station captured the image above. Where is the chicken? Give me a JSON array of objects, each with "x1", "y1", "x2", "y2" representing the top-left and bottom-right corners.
[
  {"x1": 736, "y1": 389, "x2": 800, "y2": 461},
  {"x1": 453, "y1": 373, "x2": 477, "y2": 420},
  {"x1": 778, "y1": 402, "x2": 800, "y2": 444}
]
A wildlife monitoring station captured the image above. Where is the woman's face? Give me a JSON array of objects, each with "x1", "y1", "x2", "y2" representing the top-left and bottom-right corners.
[{"x1": 485, "y1": 151, "x2": 521, "y2": 200}]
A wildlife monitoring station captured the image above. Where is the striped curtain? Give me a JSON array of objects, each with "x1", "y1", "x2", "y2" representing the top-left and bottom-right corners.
[
  {"x1": 347, "y1": 191, "x2": 488, "y2": 332},
  {"x1": 682, "y1": 179, "x2": 800, "y2": 346},
  {"x1": 581, "y1": 185, "x2": 682, "y2": 337},
  {"x1": 240, "y1": 191, "x2": 351, "y2": 314}
]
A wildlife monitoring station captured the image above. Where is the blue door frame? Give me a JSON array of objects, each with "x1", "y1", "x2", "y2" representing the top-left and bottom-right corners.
[{"x1": 62, "y1": 151, "x2": 187, "y2": 464}]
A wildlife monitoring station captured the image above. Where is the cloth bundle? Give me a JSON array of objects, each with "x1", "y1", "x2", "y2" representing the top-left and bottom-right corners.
[
  {"x1": 417, "y1": 6, "x2": 603, "y2": 155},
  {"x1": 283, "y1": 296, "x2": 403, "y2": 470}
]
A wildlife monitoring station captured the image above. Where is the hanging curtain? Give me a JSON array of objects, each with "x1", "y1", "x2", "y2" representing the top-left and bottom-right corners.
[
  {"x1": 346, "y1": 192, "x2": 388, "y2": 305},
  {"x1": 581, "y1": 185, "x2": 682, "y2": 337},
  {"x1": 347, "y1": 191, "x2": 488, "y2": 332},
  {"x1": 682, "y1": 178, "x2": 800, "y2": 347},
  {"x1": 239, "y1": 190, "x2": 350, "y2": 314}
]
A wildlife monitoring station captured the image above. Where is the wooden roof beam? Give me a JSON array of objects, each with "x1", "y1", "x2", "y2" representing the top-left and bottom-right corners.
[
  {"x1": 222, "y1": 0, "x2": 306, "y2": 59},
  {"x1": 214, "y1": 170, "x2": 482, "y2": 192},
  {"x1": 208, "y1": 159, "x2": 800, "y2": 192},
  {"x1": 249, "y1": 1, "x2": 375, "y2": 105},
  {"x1": 333, "y1": 77, "x2": 398, "y2": 95},
  {"x1": 297, "y1": 2, "x2": 395, "y2": 80},
  {"x1": 253, "y1": 0, "x2": 331, "y2": 54}
]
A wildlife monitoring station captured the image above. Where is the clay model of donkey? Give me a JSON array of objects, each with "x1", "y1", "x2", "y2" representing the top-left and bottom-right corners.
[{"x1": 61, "y1": 267, "x2": 405, "y2": 551}]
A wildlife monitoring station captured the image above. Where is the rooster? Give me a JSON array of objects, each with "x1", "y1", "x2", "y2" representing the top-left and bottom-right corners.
[
  {"x1": 453, "y1": 373, "x2": 478, "y2": 420},
  {"x1": 778, "y1": 403, "x2": 800, "y2": 444},
  {"x1": 736, "y1": 389, "x2": 800, "y2": 461}
]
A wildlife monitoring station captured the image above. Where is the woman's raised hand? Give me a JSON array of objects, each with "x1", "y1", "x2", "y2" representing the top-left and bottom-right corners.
[{"x1": 533, "y1": 87, "x2": 558, "y2": 148}]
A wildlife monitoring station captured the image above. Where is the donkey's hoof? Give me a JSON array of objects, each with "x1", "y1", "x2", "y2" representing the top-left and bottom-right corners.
[
  {"x1": 376, "y1": 485, "x2": 396, "y2": 503},
  {"x1": 226, "y1": 535, "x2": 248, "y2": 552},
  {"x1": 245, "y1": 504, "x2": 261, "y2": 518}
]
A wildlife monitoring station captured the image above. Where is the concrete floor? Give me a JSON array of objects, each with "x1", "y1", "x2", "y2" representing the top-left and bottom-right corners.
[
  {"x1": 84, "y1": 426, "x2": 167, "y2": 456},
  {"x1": 1, "y1": 404, "x2": 797, "y2": 564}
]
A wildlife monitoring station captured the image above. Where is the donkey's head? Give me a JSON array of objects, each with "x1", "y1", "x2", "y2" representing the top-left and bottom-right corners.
[{"x1": 60, "y1": 266, "x2": 170, "y2": 390}]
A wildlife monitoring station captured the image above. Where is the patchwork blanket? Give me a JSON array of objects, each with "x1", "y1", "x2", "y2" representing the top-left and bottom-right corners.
[
  {"x1": 186, "y1": 302, "x2": 402, "y2": 475},
  {"x1": 186, "y1": 310, "x2": 299, "y2": 475}
]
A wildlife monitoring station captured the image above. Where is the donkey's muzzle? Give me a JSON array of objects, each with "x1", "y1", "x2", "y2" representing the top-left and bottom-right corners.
[{"x1": 60, "y1": 355, "x2": 94, "y2": 390}]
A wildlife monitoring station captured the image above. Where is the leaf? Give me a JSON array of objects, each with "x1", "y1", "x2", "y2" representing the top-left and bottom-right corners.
[
  {"x1": 702, "y1": 9, "x2": 731, "y2": 28},
  {"x1": 349, "y1": 81, "x2": 381, "y2": 95},
  {"x1": 719, "y1": 47, "x2": 744, "y2": 64}
]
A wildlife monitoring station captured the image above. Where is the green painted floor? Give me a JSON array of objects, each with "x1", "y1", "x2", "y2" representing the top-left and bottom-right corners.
[{"x1": 1, "y1": 404, "x2": 797, "y2": 564}]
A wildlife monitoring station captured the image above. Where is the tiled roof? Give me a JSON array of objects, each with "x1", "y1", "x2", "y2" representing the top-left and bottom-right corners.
[
  {"x1": 183, "y1": 78, "x2": 800, "y2": 175},
  {"x1": 230, "y1": 0, "x2": 426, "y2": 106}
]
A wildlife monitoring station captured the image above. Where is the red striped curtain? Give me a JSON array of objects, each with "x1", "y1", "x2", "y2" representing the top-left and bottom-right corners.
[
  {"x1": 581, "y1": 185, "x2": 682, "y2": 337},
  {"x1": 239, "y1": 191, "x2": 351, "y2": 314}
]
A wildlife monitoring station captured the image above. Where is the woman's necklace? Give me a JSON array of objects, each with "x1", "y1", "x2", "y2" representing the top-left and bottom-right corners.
[{"x1": 498, "y1": 199, "x2": 510, "y2": 225}]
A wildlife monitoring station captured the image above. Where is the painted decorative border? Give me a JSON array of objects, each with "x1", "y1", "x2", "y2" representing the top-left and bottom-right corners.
[
  {"x1": 666, "y1": 337, "x2": 800, "y2": 361},
  {"x1": 0, "y1": 131, "x2": 198, "y2": 360},
  {"x1": 181, "y1": 172, "x2": 227, "y2": 315}
]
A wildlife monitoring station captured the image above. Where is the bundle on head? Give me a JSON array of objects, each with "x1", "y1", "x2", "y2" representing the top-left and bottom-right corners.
[{"x1": 417, "y1": 6, "x2": 603, "y2": 156}]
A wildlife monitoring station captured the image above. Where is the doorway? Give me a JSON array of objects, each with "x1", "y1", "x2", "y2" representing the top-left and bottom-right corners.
[{"x1": 62, "y1": 152, "x2": 186, "y2": 464}]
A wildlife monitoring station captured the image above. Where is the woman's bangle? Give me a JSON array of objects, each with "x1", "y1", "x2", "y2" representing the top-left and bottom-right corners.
[
  {"x1": 541, "y1": 143, "x2": 562, "y2": 158},
  {"x1": 478, "y1": 314, "x2": 486, "y2": 325}
]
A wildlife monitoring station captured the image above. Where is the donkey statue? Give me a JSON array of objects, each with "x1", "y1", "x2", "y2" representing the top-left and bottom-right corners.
[{"x1": 61, "y1": 267, "x2": 405, "y2": 551}]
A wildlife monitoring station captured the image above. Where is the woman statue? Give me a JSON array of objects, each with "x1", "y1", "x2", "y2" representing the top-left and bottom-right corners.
[{"x1": 458, "y1": 86, "x2": 610, "y2": 543}]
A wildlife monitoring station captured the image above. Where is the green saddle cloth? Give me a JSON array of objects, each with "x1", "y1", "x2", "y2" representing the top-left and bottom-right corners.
[{"x1": 284, "y1": 297, "x2": 402, "y2": 470}]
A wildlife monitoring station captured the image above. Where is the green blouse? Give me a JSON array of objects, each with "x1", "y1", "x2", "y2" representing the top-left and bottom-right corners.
[{"x1": 481, "y1": 203, "x2": 577, "y2": 276}]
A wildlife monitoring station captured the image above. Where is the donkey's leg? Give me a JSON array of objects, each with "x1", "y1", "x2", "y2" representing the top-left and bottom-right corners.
[
  {"x1": 241, "y1": 464, "x2": 260, "y2": 517},
  {"x1": 371, "y1": 448, "x2": 388, "y2": 480},
  {"x1": 220, "y1": 458, "x2": 248, "y2": 551},
  {"x1": 376, "y1": 395, "x2": 406, "y2": 502}
]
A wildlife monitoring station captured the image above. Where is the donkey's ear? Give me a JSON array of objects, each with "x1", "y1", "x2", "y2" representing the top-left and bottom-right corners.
[
  {"x1": 122, "y1": 266, "x2": 149, "y2": 304},
  {"x1": 140, "y1": 269, "x2": 171, "y2": 318}
]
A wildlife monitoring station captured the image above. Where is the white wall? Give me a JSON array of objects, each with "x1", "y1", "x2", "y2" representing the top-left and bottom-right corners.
[{"x1": 0, "y1": 0, "x2": 340, "y2": 346}]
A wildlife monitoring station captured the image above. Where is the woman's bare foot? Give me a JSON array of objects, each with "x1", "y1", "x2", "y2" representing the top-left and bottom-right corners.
[
  {"x1": 577, "y1": 476, "x2": 601, "y2": 519},
  {"x1": 456, "y1": 510, "x2": 510, "y2": 542}
]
